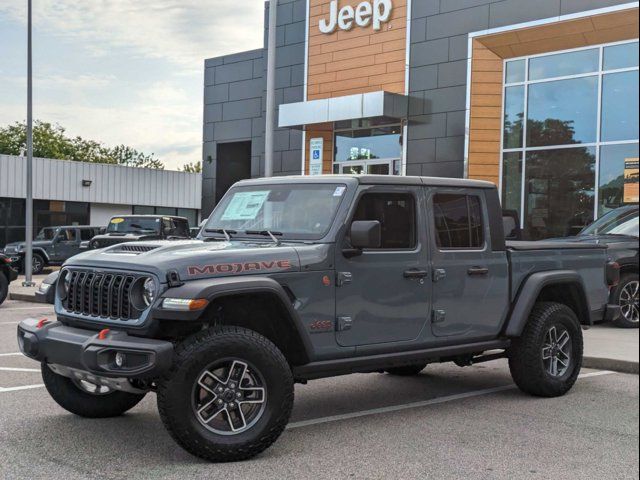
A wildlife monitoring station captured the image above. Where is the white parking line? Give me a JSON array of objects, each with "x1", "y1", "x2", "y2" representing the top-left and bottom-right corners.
[
  {"x1": 287, "y1": 370, "x2": 615, "y2": 429},
  {"x1": 0, "y1": 321, "x2": 20, "y2": 326},
  {"x1": 0, "y1": 352, "x2": 22, "y2": 357},
  {"x1": 0, "y1": 384, "x2": 44, "y2": 393},
  {"x1": 0, "y1": 367, "x2": 40, "y2": 372}
]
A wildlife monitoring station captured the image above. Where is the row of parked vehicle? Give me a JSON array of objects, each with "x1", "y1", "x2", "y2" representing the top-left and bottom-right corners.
[
  {"x1": 0, "y1": 207, "x2": 638, "y2": 327},
  {"x1": 0, "y1": 214, "x2": 197, "y2": 305}
]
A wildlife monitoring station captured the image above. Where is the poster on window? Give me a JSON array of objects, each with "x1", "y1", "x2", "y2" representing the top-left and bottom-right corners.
[
  {"x1": 309, "y1": 138, "x2": 323, "y2": 176},
  {"x1": 623, "y1": 157, "x2": 639, "y2": 203}
]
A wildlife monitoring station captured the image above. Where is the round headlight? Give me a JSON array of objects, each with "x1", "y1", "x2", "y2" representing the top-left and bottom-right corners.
[
  {"x1": 60, "y1": 270, "x2": 71, "y2": 299},
  {"x1": 142, "y1": 278, "x2": 156, "y2": 306}
]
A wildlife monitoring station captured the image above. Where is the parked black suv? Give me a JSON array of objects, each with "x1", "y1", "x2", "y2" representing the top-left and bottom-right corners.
[
  {"x1": 89, "y1": 215, "x2": 191, "y2": 249},
  {"x1": 576, "y1": 205, "x2": 639, "y2": 328},
  {"x1": 3, "y1": 226, "x2": 103, "y2": 274}
]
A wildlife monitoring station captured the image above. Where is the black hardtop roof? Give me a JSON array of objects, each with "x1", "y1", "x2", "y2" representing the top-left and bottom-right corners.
[
  {"x1": 236, "y1": 174, "x2": 495, "y2": 189},
  {"x1": 41, "y1": 225, "x2": 103, "y2": 229},
  {"x1": 109, "y1": 215, "x2": 188, "y2": 221}
]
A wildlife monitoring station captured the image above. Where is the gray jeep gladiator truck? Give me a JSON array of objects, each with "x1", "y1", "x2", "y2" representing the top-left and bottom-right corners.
[{"x1": 18, "y1": 175, "x2": 620, "y2": 462}]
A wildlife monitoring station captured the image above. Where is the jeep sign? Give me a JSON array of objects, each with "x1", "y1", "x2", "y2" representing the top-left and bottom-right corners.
[{"x1": 319, "y1": 0, "x2": 393, "y2": 34}]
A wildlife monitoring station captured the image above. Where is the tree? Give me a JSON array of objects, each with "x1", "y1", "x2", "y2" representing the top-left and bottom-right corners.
[
  {"x1": 181, "y1": 161, "x2": 202, "y2": 173},
  {"x1": 0, "y1": 120, "x2": 164, "y2": 169}
]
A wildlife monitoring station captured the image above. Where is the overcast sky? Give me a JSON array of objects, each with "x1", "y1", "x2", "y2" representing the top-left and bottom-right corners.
[{"x1": 0, "y1": 1, "x2": 265, "y2": 170}]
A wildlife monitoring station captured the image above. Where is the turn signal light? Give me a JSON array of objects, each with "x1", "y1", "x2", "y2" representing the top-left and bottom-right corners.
[{"x1": 162, "y1": 298, "x2": 209, "y2": 311}]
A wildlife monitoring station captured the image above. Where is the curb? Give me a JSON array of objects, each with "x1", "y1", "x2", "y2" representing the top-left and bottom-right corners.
[
  {"x1": 584, "y1": 356, "x2": 639, "y2": 375},
  {"x1": 9, "y1": 292, "x2": 44, "y2": 303}
]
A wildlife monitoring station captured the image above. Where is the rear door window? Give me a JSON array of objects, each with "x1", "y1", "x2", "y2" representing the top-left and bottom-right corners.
[{"x1": 433, "y1": 194, "x2": 485, "y2": 249}]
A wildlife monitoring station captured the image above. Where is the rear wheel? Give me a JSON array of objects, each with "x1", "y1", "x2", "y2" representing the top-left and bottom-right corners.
[
  {"x1": 42, "y1": 364, "x2": 146, "y2": 418},
  {"x1": 157, "y1": 326, "x2": 294, "y2": 462},
  {"x1": 508, "y1": 302, "x2": 583, "y2": 397},
  {"x1": 385, "y1": 363, "x2": 428, "y2": 376},
  {"x1": 612, "y1": 273, "x2": 639, "y2": 328}
]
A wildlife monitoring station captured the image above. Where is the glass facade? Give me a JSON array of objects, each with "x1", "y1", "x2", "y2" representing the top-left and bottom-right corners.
[
  {"x1": 501, "y1": 40, "x2": 639, "y2": 239},
  {"x1": 333, "y1": 122, "x2": 402, "y2": 175},
  {"x1": 0, "y1": 198, "x2": 91, "y2": 248}
]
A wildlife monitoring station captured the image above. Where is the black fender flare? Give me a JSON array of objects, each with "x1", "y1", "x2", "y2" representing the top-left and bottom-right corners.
[
  {"x1": 155, "y1": 276, "x2": 312, "y2": 362},
  {"x1": 503, "y1": 270, "x2": 591, "y2": 337}
]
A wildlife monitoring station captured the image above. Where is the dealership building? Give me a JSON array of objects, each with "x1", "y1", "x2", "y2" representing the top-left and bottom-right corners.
[
  {"x1": 202, "y1": 0, "x2": 639, "y2": 239},
  {"x1": 0, "y1": 154, "x2": 201, "y2": 248}
]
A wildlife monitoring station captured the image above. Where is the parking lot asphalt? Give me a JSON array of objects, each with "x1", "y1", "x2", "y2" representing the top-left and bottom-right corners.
[{"x1": 0, "y1": 299, "x2": 638, "y2": 480}]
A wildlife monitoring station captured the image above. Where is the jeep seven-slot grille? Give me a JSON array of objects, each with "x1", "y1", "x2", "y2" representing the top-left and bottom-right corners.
[{"x1": 64, "y1": 270, "x2": 141, "y2": 320}]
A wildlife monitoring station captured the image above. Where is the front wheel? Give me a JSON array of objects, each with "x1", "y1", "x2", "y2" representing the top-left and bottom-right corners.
[
  {"x1": 508, "y1": 302, "x2": 583, "y2": 398},
  {"x1": 612, "y1": 273, "x2": 639, "y2": 328},
  {"x1": 31, "y1": 253, "x2": 45, "y2": 275},
  {"x1": 157, "y1": 326, "x2": 294, "y2": 462},
  {"x1": 42, "y1": 364, "x2": 146, "y2": 418}
]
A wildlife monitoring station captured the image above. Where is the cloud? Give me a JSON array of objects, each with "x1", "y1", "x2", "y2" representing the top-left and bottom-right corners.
[{"x1": 0, "y1": 1, "x2": 264, "y2": 68}]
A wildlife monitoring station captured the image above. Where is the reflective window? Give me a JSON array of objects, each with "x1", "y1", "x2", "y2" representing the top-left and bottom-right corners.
[
  {"x1": 353, "y1": 193, "x2": 416, "y2": 249},
  {"x1": 598, "y1": 143, "x2": 640, "y2": 216},
  {"x1": 527, "y1": 76, "x2": 598, "y2": 146},
  {"x1": 524, "y1": 147, "x2": 596, "y2": 239},
  {"x1": 503, "y1": 86, "x2": 524, "y2": 148},
  {"x1": 502, "y1": 152, "x2": 522, "y2": 214},
  {"x1": 433, "y1": 194, "x2": 484, "y2": 249},
  {"x1": 604, "y1": 42, "x2": 639, "y2": 70},
  {"x1": 601, "y1": 71, "x2": 639, "y2": 142},
  {"x1": 528, "y1": 48, "x2": 599, "y2": 80},
  {"x1": 505, "y1": 59, "x2": 525, "y2": 83},
  {"x1": 335, "y1": 126, "x2": 401, "y2": 162}
]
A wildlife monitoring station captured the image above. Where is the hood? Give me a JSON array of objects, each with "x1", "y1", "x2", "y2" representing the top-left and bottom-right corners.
[
  {"x1": 65, "y1": 239, "x2": 302, "y2": 282},
  {"x1": 90, "y1": 233, "x2": 159, "y2": 248},
  {"x1": 4, "y1": 240, "x2": 52, "y2": 250}
]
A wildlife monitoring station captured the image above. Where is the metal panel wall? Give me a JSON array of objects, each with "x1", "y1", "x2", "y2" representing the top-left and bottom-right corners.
[{"x1": 0, "y1": 154, "x2": 202, "y2": 209}]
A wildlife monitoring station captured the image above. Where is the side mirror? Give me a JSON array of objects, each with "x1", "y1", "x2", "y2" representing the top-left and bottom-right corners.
[{"x1": 350, "y1": 220, "x2": 381, "y2": 249}]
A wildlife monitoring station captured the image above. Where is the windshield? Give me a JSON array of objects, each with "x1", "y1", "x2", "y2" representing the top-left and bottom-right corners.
[
  {"x1": 204, "y1": 183, "x2": 347, "y2": 240},
  {"x1": 35, "y1": 228, "x2": 58, "y2": 241},
  {"x1": 580, "y1": 207, "x2": 639, "y2": 237},
  {"x1": 106, "y1": 217, "x2": 161, "y2": 234}
]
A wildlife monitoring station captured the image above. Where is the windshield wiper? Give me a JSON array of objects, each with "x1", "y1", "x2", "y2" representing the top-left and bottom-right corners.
[
  {"x1": 205, "y1": 228, "x2": 237, "y2": 242},
  {"x1": 245, "y1": 230, "x2": 283, "y2": 246}
]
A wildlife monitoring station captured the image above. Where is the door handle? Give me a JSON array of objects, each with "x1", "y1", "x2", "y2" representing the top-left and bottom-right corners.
[
  {"x1": 467, "y1": 266, "x2": 489, "y2": 276},
  {"x1": 404, "y1": 269, "x2": 429, "y2": 279}
]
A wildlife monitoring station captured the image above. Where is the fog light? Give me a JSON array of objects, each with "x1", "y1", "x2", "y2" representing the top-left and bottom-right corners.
[{"x1": 115, "y1": 352, "x2": 126, "y2": 368}]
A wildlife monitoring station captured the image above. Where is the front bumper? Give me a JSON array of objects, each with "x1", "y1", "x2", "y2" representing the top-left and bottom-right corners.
[{"x1": 17, "y1": 318, "x2": 174, "y2": 379}]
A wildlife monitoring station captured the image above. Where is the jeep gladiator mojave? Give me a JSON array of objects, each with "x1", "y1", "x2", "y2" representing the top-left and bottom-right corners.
[{"x1": 18, "y1": 175, "x2": 620, "y2": 462}]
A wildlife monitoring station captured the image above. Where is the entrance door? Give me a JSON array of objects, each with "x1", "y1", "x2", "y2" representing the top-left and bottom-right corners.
[
  {"x1": 215, "y1": 141, "x2": 252, "y2": 203},
  {"x1": 335, "y1": 186, "x2": 431, "y2": 347},
  {"x1": 337, "y1": 159, "x2": 394, "y2": 175}
]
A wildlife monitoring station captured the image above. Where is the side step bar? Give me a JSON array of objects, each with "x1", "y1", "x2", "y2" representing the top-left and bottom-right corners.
[{"x1": 293, "y1": 339, "x2": 511, "y2": 381}]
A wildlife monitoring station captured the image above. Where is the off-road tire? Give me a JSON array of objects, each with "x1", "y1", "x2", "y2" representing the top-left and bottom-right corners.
[
  {"x1": 612, "y1": 273, "x2": 639, "y2": 328},
  {"x1": 42, "y1": 363, "x2": 146, "y2": 418},
  {"x1": 31, "y1": 253, "x2": 45, "y2": 275},
  {"x1": 157, "y1": 326, "x2": 294, "y2": 462},
  {"x1": 0, "y1": 273, "x2": 8, "y2": 306},
  {"x1": 385, "y1": 363, "x2": 428, "y2": 376},
  {"x1": 508, "y1": 302, "x2": 583, "y2": 397}
]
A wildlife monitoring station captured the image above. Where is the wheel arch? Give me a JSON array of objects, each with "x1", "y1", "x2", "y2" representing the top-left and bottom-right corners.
[
  {"x1": 162, "y1": 276, "x2": 312, "y2": 366},
  {"x1": 504, "y1": 271, "x2": 590, "y2": 337}
]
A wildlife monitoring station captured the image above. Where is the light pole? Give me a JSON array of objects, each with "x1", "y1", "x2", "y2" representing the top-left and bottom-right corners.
[
  {"x1": 23, "y1": 0, "x2": 35, "y2": 287},
  {"x1": 264, "y1": 0, "x2": 278, "y2": 178}
]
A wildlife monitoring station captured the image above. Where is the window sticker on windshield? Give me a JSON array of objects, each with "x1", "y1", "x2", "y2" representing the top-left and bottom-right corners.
[
  {"x1": 333, "y1": 186, "x2": 346, "y2": 197},
  {"x1": 111, "y1": 218, "x2": 124, "y2": 224},
  {"x1": 221, "y1": 191, "x2": 270, "y2": 221}
]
